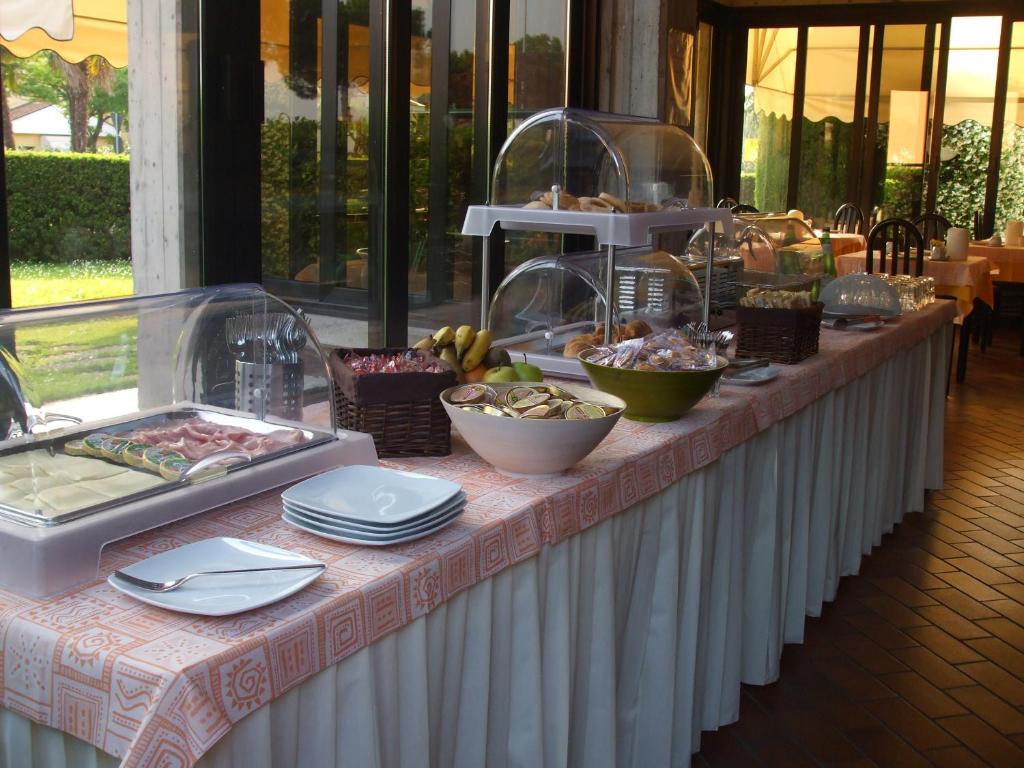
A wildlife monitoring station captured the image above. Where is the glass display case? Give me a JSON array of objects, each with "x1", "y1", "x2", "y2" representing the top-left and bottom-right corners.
[
  {"x1": 490, "y1": 108, "x2": 714, "y2": 210},
  {"x1": 489, "y1": 247, "x2": 704, "y2": 374},
  {"x1": 733, "y1": 213, "x2": 825, "y2": 291},
  {"x1": 0, "y1": 285, "x2": 376, "y2": 597},
  {"x1": 463, "y1": 109, "x2": 732, "y2": 375}
]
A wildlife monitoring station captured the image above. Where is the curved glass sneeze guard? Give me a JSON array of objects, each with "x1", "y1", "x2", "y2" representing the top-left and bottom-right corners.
[
  {"x1": 490, "y1": 108, "x2": 714, "y2": 209},
  {"x1": 489, "y1": 247, "x2": 704, "y2": 357},
  {"x1": 0, "y1": 285, "x2": 335, "y2": 525}
]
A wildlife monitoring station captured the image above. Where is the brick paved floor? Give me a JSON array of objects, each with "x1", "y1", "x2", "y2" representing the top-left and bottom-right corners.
[{"x1": 693, "y1": 328, "x2": 1024, "y2": 767}]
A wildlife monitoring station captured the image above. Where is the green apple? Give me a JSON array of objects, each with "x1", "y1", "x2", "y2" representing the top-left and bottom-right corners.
[
  {"x1": 483, "y1": 366, "x2": 519, "y2": 383},
  {"x1": 512, "y1": 354, "x2": 543, "y2": 382}
]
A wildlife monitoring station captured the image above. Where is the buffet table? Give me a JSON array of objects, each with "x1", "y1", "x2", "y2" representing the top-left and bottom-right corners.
[
  {"x1": 0, "y1": 302, "x2": 956, "y2": 768},
  {"x1": 968, "y1": 242, "x2": 1024, "y2": 282},
  {"x1": 837, "y1": 250, "x2": 993, "y2": 316}
]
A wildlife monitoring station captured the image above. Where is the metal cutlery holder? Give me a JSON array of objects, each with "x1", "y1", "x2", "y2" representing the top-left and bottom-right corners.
[{"x1": 235, "y1": 361, "x2": 304, "y2": 421}]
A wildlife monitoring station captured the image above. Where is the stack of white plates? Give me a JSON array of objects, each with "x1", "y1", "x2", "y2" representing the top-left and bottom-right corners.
[{"x1": 281, "y1": 465, "x2": 465, "y2": 546}]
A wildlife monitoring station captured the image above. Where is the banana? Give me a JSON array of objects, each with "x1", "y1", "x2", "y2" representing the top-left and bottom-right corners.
[
  {"x1": 433, "y1": 326, "x2": 455, "y2": 347},
  {"x1": 412, "y1": 336, "x2": 434, "y2": 351},
  {"x1": 461, "y1": 329, "x2": 492, "y2": 371},
  {"x1": 454, "y1": 325, "x2": 476, "y2": 358},
  {"x1": 439, "y1": 345, "x2": 465, "y2": 383}
]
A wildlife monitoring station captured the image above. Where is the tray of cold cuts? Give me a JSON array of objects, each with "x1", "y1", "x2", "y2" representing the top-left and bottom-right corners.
[{"x1": 0, "y1": 407, "x2": 331, "y2": 527}]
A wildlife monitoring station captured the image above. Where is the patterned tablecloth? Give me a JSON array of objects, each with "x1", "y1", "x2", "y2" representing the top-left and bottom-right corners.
[
  {"x1": 0, "y1": 302, "x2": 957, "y2": 768},
  {"x1": 829, "y1": 232, "x2": 866, "y2": 257},
  {"x1": 837, "y1": 250, "x2": 994, "y2": 316},
  {"x1": 968, "y1": 242, "x2": 1024, "y2": 283}
]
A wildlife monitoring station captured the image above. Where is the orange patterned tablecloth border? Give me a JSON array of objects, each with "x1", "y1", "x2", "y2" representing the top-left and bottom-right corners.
[{"x1": 0, "y1": 302, "x2": 956, "y2": 768}]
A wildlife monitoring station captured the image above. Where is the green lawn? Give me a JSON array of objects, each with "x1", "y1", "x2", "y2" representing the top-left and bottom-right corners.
[
  {"x1": 7, "y1": 261, "x2": 138, "y2": 403},
  {"x1": 11, "y1": 260, "x2": 133, "y2": 308}
]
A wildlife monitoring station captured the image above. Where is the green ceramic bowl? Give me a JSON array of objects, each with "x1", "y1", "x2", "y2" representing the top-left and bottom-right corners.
[{"x1": 578, "y1": 353, "x2": 728, "y2": 422}]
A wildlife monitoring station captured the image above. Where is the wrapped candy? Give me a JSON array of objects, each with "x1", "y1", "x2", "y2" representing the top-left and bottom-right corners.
[{"x1": 343, "y1": 350, "x2": 446, "y2": 375}]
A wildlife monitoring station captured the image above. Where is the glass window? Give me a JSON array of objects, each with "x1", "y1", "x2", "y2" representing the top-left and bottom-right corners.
[
  {"x1": 935, "y1": 17, "x2": 1001, "y2": 229},
  {"x1": 743, "y1": 27, "x2": 797, "y2": 213},
  {"x1": 996, "y1": 21, "x2": 1024, "y2": 234},
  {"x1": 503, "y1": 0, "x2": 569, "y2": 273},
  {"x1": 2, "y1": 1, "x2": 132, "y2": 308},
  {"x1": 406, "y1": 0, "x2": 481, "y2": 343},
  {"x1": 870, "y1": 24, "x2": 928, "y2": 221},
  {"x1": 796, "y1": 26, "x2": 860, "y2": 227},
  {"x1": 259, "y1": 0, "x2": 370, "y2": 347}
]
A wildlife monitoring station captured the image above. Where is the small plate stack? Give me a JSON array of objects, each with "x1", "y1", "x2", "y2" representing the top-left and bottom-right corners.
[{"x1": 281, "y1": 465, "x2": 465, "y2": 546}]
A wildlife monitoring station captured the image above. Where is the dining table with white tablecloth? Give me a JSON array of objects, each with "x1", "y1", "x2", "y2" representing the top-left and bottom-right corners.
[{"x1": 0, "y1": 302, "x2": 957, "y2": 768}]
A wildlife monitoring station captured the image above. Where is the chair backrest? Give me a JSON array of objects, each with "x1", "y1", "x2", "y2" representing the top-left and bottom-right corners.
[
  {"x1": 913, "y1": 212, "x2": 952, "y2": 245},
  {"x1": 833, "y1": 203, "x2": 864, "y2": 235},
  {"x1": 732, "y1": 203, "x2": 759, "y2": 214},
  {"x1": 973, "y1": 210, "x2": 987, "y2": 240},
  {"x1": 716, "y1": 197, "x2": 738, "y2": 209},
  {"x1": 866, "y1": 217, "x2": 925, "y2": 276}
]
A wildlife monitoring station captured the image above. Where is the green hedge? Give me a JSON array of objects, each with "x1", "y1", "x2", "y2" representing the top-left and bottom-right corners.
[{"x1": 5, "y1": 151, "x2": 131, "y2": 263}]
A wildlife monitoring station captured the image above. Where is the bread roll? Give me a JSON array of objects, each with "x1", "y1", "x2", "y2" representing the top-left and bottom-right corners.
[{"x1": 597, "y1": 192, "x2": 627, "y2": 213}]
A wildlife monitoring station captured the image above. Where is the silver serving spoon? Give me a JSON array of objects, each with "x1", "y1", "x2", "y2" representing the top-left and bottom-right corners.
[{"x1": 112, "y1": 563, "x2": 325, "y2": 592}]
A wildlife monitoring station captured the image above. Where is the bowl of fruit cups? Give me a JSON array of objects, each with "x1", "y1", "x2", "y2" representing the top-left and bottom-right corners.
[
  {"x1": 440, "y1": 381, "x2": 626, "y2": 476},
  {"x1": 578, "y1": 329, "x2": 727, "y2": 422}
]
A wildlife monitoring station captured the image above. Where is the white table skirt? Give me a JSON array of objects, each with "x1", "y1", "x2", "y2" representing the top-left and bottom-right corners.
[{"x1": 0, "y1": 323, "x2": 949, "y2": 768}]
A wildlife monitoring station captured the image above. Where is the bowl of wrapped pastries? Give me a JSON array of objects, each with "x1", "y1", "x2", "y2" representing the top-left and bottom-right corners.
[{"x1": 578, "y1": 329, "x2": 727, "y2": 422}]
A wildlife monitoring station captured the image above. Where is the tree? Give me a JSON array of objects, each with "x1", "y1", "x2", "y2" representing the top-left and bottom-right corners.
[{"x1": 3, "y1": 51, "x2": 123, "y2": 153}]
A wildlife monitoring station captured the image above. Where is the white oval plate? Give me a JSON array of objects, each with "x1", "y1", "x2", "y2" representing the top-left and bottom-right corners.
[
  {"x1": 283, "y1": 491, "x2": 467, "y2": 531},
  {"x1": 722, "y1": 366, "x2": 782, "y2": 386},
  {"x1": 282, "y1": 465, "x2": 462, "y2": 524},
  {"x1": 281, "y1": 505, "x2": 463, "y2": 546},
  {"x1": 107, "y1": 537, "x2": 324, "y2": 616}
]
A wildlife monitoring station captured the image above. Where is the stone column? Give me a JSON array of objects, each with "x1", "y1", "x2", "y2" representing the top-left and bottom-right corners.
[
  {"x1": 596, "y1": 0, "x2": 699, "y2": 125},
  {"x1": 127, "y1": 0, "x2": 201, "y2": 295}
]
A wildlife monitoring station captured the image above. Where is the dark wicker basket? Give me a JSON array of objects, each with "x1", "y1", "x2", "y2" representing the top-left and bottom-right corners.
[
  {"x1": 329, "y1": 348, "x2": 457, "y2": 457},
  {"x1": 735, "y1": 302, "x2": 824, "y2": 364}
]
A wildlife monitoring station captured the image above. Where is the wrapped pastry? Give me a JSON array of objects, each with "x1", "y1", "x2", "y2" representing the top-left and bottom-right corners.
[{"x1": 585, "y1": 328, "x2": 716, "y2": 371}]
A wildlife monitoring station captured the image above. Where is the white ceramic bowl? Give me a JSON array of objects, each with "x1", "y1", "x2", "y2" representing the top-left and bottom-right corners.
[{"x1": 440, "y1": 382, "x2": 626, "y2": 476}]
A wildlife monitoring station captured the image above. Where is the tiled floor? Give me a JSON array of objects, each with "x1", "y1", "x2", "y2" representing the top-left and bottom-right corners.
[{"x1": 693, "y1": 327, "x2": 1024, "y2": 767}]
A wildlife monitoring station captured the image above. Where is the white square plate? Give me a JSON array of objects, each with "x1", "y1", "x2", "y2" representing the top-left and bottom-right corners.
[
  {"x1": 282, "y1": 465, "x2": 462, "y2": 524},
  {"x1": 283, "y1": 491, "x2": 466, "y2": 532},
  {"x1": 282, "y1": 504, "x2": 463, "y2": 546},
  {"x1": 107, "y1": 537, "x2": 324, "y2": 616}
]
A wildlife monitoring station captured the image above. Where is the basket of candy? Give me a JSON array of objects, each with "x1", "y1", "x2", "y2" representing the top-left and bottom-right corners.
[
  {"x1": 578, "y1": 329, "x2": 727, "y2": 422},
  {"x1": 734, "y1": 289, "x2": 823, "y2": 364},
  {"x1": 329, "y1": 348, "x2": 458, "y2": 457}
]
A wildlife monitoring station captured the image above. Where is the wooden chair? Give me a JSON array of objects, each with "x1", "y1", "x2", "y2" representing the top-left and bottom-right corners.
[
  {"x1": 732, "y1": 203, "x2": 759, "y2": 214},
  {"x1": 833, "y1": 203, "x2": 864, "y2": 235},
  {"x1": 973, "y1": 211, "x2": 987, "y2": 240},
  {"x1": 913, "y1": 213, "x2": 952, "y2": 246},
  {"x1": 716, "y1": 197, "x2": 738, "y2": 209},
  {"x1": 866, "y1": 217, "x2": 925, "y2": 276}
]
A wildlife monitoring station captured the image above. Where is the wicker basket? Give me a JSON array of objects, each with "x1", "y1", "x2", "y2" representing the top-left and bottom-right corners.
[
  {"x1": 329, "y1": 348, "x2": 457, "y2": 457},
  {"x1": 735, "y1": 302, "x2": 824, "y2": 364}
]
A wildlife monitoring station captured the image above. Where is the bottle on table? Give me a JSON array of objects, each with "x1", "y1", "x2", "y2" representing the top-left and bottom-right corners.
[{"x1": 820, "y1": 226, "x2": 836, "y2": 277}]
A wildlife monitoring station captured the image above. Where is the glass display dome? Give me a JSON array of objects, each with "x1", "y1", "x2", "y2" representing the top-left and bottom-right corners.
[
  {"x1": 489, "y1": 247, "x2": 703, "y2": 361},
  {"x1": 490, "y1": 108, "x2": 714, "y2": 210},
  {"x1": 720, "y1": 214, "x2": 825, "y2": 296}
]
